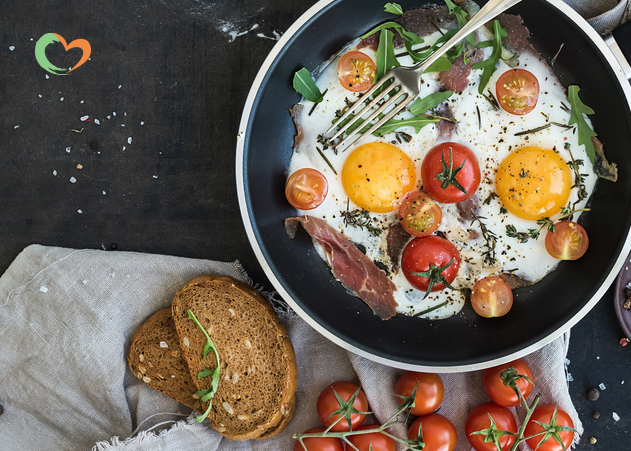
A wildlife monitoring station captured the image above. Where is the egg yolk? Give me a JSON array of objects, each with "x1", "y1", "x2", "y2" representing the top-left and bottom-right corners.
[
  {"x1": 342, "y1": 142, "x2": 416, "y2": 213},
  {"x1": 496, "y1": 146, "x2": 572, "y2": 220}
]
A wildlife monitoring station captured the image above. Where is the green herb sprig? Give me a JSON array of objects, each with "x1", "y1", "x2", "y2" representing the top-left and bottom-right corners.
[
  {"x1": 187, "y1": 309, "x2": 221, "y2": 423},
  {"x1": 472, "y1": 20, "x2": 508, "y2": 94},
  {"x1": 567, "y1": 85, "x2": 597, "y2": 164},
  {"x1": 341, "y1": 203, "x2": 383, "y2": 236},
  {"x1": 293, "y1": 67, "x2": 324, "y2": 103},
  {"x1": 472, "y1": 215, "x2": 498, "y2": 265},
  {"x1": 505, "y1": 206, "x2": 590, "y2": 243}
]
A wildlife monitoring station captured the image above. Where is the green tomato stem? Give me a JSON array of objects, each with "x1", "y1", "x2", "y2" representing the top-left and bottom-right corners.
[{"x1": 508, "y1": 393, "x2": 542, "y2": 451}]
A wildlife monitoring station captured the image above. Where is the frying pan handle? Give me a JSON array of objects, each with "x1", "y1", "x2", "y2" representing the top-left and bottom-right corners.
[{"x1": 607, "y1": 20, "x2": 631, "y2": 80}]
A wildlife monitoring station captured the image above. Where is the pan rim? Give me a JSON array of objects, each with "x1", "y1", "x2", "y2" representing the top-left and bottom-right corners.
[{"x1": 235, "y1": 0, "x2": 631, "y2": 372}]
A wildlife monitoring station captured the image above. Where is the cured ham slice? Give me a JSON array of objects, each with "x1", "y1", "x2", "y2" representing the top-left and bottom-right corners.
[{"x1": 284, "y1": 215, "x2": 398, "y2": 320}]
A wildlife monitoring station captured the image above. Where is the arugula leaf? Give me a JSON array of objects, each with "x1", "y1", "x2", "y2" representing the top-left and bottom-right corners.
[
  {"x1": 384, "y1": 2, "x2": 404, "y2": 15},
  {"x1": 375, "y1": 28, "x2": 400, "y2": 83},
  {"x1": 408, "y1": 91, "x2": 453, "y2": 115},
  {"x1": 361, "y1": 22, "x2": 423, "y2": 47},
  {"x1": 444, "y1": 0, "x2": 476, "y2": 48},
  {"x1": 472, "y1": 20, "x2": 507, "y2": 94},
  {"x1": 198, "y1": 368, "x2": 215, "y2": 379},
  {"x1": 187, "y1": 309, "x2": 221, "y2": 423},
  {"x1": 567, "y1": 85, "x2": 597, "y2": 164},
  {"x1": 424, "y1": 56, "x2": 452, "y2": 73},
  {"x1": 292, "y1": 67, "x2": 323, "y2": 103},
  {"x1": 373, "y1": 116, "x2": 440, "y2": 136}
]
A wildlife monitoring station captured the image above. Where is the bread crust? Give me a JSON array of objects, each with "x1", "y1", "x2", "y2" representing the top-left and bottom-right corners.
[{"x1": 171, "y1": 274, "x2": 298, "y2": 440}]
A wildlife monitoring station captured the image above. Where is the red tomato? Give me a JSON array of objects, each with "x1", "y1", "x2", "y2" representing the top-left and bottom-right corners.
[
  {"x1": 398, "y1": 191, "x2": 443, "y2": 237},
  {"x1": 293, "y1": 427, "x2": 344, "y2": 451},
  {"x1": 285, "y1": 168, "x2": 328, "y2": 210},
  {"x1": 337, "y1": 50, "x2": 376, "y2": 92},
  {"x1": 347, "y1": 424, "x2": 396, "y2": 451},
  {"x1": 545, "y1": 221, "x2": 589, "y2": 260},
  {"x1": 465, "y1": 402, "x2": 517, "y2": 451},
  {"x1": 421, "y1": 142, "x2": 481, "y2": 204},
  {"x1": 408, "y1": 414, "x2": 457, "y2": 451},
  {"x1": 496, "y1": 68, "x2": 539, "y2": 115},
  {"x1": 316, "y1": 381, "x2": 369, "y2": 432},
  {"x1": 470, "y1": 276, "x2": 513, "y2": 318},
  {"x1": 394, "y1": 371, "x2": 444, "y2": 416},
  {"x1": 482, "y1": 359, "x2": 534, "y2": 407},
  {"x1": 524, "y1": 405, "x2": 575, "y2": 451},
  {"x1": 401, "y1": 235, "x2": 461, "y2": 295}
]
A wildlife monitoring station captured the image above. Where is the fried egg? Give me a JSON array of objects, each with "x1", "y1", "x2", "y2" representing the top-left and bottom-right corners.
[{"x1": 288, "y1": 27, "x2": 597, "y2": 319}]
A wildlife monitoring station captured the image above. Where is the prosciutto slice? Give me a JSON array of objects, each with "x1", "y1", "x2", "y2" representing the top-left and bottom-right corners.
[{"x1": 284, "y1": 215, "x2": 398, "y2": 320}]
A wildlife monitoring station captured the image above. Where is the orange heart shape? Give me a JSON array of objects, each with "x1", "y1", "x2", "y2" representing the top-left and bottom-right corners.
[{"x1": 53, "y1": 33, "x2": 91, "y2": 73}]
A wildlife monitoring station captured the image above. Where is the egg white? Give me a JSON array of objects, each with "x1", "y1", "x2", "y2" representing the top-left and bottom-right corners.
[{"x1": 288, "y1": 29, "x2": 597, "y2": 319}]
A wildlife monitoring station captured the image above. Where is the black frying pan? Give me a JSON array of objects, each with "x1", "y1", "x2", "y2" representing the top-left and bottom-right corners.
[{"x1": 236, "y1": 0, "x2": 631, "y2": 371}]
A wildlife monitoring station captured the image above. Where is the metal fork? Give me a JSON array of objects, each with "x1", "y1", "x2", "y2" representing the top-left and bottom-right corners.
[{"x1": 325, "y1": 0, "x2": 523, "y2": 150}]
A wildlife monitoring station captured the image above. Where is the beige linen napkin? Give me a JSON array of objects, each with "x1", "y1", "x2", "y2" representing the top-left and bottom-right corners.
[{"x1": 0, "y1": 245, "x2": 582, "y2": 451}]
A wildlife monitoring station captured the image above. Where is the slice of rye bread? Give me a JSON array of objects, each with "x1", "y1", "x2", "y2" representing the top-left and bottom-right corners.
[
  {"x1": 171, "y1": 274, "x2": 298, "y2": 441},
  {"x1": 127, "y1": 308, "x2": 201, "y2": 412}
]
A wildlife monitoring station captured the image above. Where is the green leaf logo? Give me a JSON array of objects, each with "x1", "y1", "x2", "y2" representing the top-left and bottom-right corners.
[{"x1": 35, "y1": 33, "x2": 91, "y2": 75}]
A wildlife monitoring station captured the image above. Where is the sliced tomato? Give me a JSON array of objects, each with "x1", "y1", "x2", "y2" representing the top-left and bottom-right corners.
[
  {"x1": 337, "y1": 50, "x2": 376, "y2": 92},
  {"x1": 408, "y1": 414, "x2": 457, "y2": 451},
  {"x1": 347, "y1": 424, "x2": 396, "y2": 451},
  {"x1": 524, "y1": 405, "x2": 575, "y2": 451},
  {"x1": 285, "y1": 168, "x2": 328, "y2": 210},
  {"x1": 545, "y1": 221, "x2": 589, "y2": 260},
  {"x1": 465, "y1": 402, "x2": 517, "y2": 451},
  {"x1": 394, "y1": 371, "x2": 444, "y2": 416},
  {"x1": 401, "y1": 235, "x2": 461, "y2": 296},
  {"x1": 482, "y1": 359, "x2": 534, "y2": 407},
  {"x1": 293, "y1": 427, "x2": 345, "y2": 451},
  {"x1": 316, "y1": 381, "x2": 369, "y2": 432},
  {"x1": 496, "y1": 68, "x2": 539, "y2": 115},
  {"x1": 470, "y1": 276, "x2": 513, "y2": 318},
  {"x1": 398, "y1": 191, "x2": 443, "y2": 237},
  {"x1": 421, "y1": 142, "x2": 481, "y2": 204}
]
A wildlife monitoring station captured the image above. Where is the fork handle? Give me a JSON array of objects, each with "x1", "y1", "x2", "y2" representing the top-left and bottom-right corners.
[{"x1": 416, "y1": 0, "x2": 523, "y2": 74}]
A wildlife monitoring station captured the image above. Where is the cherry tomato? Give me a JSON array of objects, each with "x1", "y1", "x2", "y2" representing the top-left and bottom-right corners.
[
  {"x1": 545, "y1": 221, "x2": 589, "y2": 260},
  {"x1": 401, "y1": 235, "x2": 461, "y2": 295},
  {"x1": 408, "y1": 414, "x2": 457, "y2": 451},
  {"x1": 285, "y1": 168, "x2": 328, "y2": 210},
  {"x1": 465, "y1": 402, "x2": 517, "y2": 451},
  {"x1": 470, "y1": 276, "x2": 513, "y2": 318},
  {"x1": 398, "y1": 191, "x2": 443, "y2": 237},
  {"x1": 394, "y1": 371, "x2": 444, "y2": 416},
  {"x1": 347, "y1": 424, "x2": 396, "y2": 451},
  {"x1": 316, "y1": 380, "x2": 368, "y2": 432},
  {"x1": 496, "y1": 68, "x2": 539, "y2": 115},
  {"x1": 337, "y1": 50, "x2": 376, "y2": 92},
  {"x1": 293, "y1": 427, "x2": 344, "y2": 451},
  {"x1": 524, "y1": 405, "x2": 575, "y2": 451},
  {"x1": 421, "y1": 142, "x2": 481, "y2": 204},
  {"x1": 482, "y1": 358, "x2": 534, "y2": 407}
]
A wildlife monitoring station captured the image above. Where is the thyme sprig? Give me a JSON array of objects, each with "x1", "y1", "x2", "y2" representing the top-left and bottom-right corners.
[
  {"x1": 472, "y1": 215, "x2": 498, "y2": 265},
  {"x1": 565, "y1": 142, "x2": 588, "y2": 209},
  {"x1": 187, "y1": 309, "x2": 220, "y2": 423},
  {"x1": 505, "y1": 207, "x2": 590, "y2": 243},
  {"x1": 342, "y1": 201, "x2": 383, "y2": 236}
]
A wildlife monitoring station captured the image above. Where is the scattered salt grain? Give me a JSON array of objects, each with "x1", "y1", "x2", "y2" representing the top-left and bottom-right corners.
[
  {"x1": 124, "y1": 112, "x2": 127, "y2": 116},
  {"x1": 9, "y1": 45, "x2": 15, "y2": 51},
  {"x1": 153, "y1": 175, "x2": 158, "y2": 179},
  {"x1": 60, "y1": 97, "x2": 64, "y2": 101},
  {"x1": 14, "y1": 125, "x2": 19, "y2": 129},
  {"x1": 82, "y1": 280, "x2": 88, "y2": 284},
  {"x1": 565, "y1": 358, "x2": 570, "y2": 365},
  {"x1": 140, "y1": 121, "x2": 144, "y2": 125},
  {"x1": 102, "y1": 191, "x2": 106, "y2": 195},
  {"x1": 567, "y1": 373, "x2": 573, "y2": 382},
  {"x1": 46, "y1": 74, "x2": 49, "y2": 79},
  {"x1": 597, "y1": 356, "x2": 600, "y2": 360},
  {"x1": 77, "y1": 209, "x2": 82, "y2": 214},
  {"x1": 39, "y1": 286, "x2": 48, "y2": 293},
  {"x1": 127, "y1": 137, "x2": 132, "y2": 144},
  {"x1": 80, "y1": 115, "x2": 89, "y2": 121},
  {"x1": 94, "y1": 119, "x2": 100, "y2": 125},
  {"x1": 52, "y1": 170, "x2": 57, "y2": 176},
  {"x1": 80, "y1": 100, "x2": 84, "y2": 104},
  {"x1": 110, "y1": 272, "x2": 116, "y2": 278},
  {"x1": 599, "y1": 383, "x2": 606, "y2": 390},
  {"x1": 38, "y1": 94, "x2": 42, "y2": 98},
  {"x1": 69, "y1": 177, "x2": 77, "y2": 183},
  {"x1": 122, "y1": 146, "x2": 126, "y2": 150},
  {"x1": 66, "y1": 147, "x2": 71, "y2": 153},
  {"x1": 159, "y1": 341, "x2": 168, "y2": 348},
  {"x1": 613, "y1": 412, "x2": 620, "y2": 422},
  {"x1": 113, "y1": 112, "x2": 116, "y2": 116},
  {"x1": 107, "y1": 115, "x2": 111, "y2": 119},
  {"x1": 121, "y1": 124, "x2": 125, "y2": 127},
  {"x1": 622, "y1": 381, "x2": 625, "y2": 385},
  {"x1": 118, "y1": 85, "x2": 122, "y2": 89}
]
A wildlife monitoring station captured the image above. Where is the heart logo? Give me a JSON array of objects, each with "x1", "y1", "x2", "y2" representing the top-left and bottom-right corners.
[{"x1": 35, "y1": 33, "x2": 91, "y2": 75}]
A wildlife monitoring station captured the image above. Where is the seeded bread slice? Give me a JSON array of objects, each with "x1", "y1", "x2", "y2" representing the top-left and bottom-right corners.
[
  {"x1": 171, "y1": 274, "x2": 298, "y2": 441},
  {"x1": 127, "y1": 309, "x2": 201, "y2": 412}
]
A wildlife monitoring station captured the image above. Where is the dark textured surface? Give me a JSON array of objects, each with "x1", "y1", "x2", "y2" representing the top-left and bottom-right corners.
[{"x1": 0, "y1": 0, "x2": 629, "y2": 449}]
